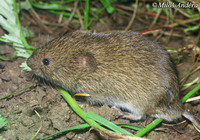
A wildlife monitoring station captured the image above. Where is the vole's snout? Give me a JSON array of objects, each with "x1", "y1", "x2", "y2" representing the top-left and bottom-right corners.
[
  {"x1": 27, "y1": 56, "x2": 38, "y2": 72},
  {"x1": 27, "y1": 57, "x2": 33, "y2": 68}
]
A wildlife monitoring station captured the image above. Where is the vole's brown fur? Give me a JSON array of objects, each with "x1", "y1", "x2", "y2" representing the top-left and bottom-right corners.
[{"x1": 27, "y1": 31, "x2": 200, "y2": 129}]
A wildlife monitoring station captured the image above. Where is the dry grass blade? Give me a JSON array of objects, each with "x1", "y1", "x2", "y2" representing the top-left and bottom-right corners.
[
  {"x1": 58, "y1": 0, "x2": 79, "y2": 34},
  {"x1": 165, "y1": 17, "x2": 200, "y2": 28},
  {"x1": 125, "y1": 0, "x2": 138, "y2": 31},
  {"x1": 74, "y1": 93, "x2": 91, "y2": 97},
  {"x1": 30, "y1": 110, "x2": 43, "y2": 140},
  {"x1": 186, "y1": 96, "x2": 200, "y2": 102},
  {"x1": 76, "y1": 8, "x2": 84, "y2": 29},
  {"x1": 95, "y1": 127, "x2": 150, "y2": 140},
  {"x1": 150, "y1": 8, "x2": 162, "y2": 28},
  {"x1": 26, "y1": 0, "x2": 53, "y2": 34}
]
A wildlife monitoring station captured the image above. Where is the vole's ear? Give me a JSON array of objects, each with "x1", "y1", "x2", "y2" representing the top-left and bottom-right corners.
[{"x1": 77, "y1": 52, "x2": 97, "y2": 72}]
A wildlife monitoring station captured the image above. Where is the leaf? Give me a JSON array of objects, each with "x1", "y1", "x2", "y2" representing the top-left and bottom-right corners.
[
  {"x1": 100, "y1": 0, "x2": 115, "y2": 14},
  {"x1": 0, "y1": 115, "x2": 7, "y2": 128},
  {"x1": 20, "y1": 61, "x2": 32, "y2": 71},
  {"x1": 40, "y1": 124, "x2": 90, "y2": 140},
  {"x1": 0, "y1": 0, "x2": 33, "y2": 71}
]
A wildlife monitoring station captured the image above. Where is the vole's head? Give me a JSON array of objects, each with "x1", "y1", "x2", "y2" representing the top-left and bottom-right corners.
[{"x1": 27, "y1": 33, "x2": 97, "y2": 88}]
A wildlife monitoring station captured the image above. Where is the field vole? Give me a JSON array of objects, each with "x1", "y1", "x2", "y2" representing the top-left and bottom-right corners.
[{"x1": 27, "y1": 31, "x2": 200, "y2": 129}]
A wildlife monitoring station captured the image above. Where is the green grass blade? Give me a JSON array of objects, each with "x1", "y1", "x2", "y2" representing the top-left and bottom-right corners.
[
  {"x1": 40, "y1": 122, "x2": 142, "y2": 140},
  {"x1": 86, "y1": 111, "x2": 133, "y2": 135},
  {"x1": 162, "y1": 8, "x2": 190, "y2": 28},
  {"x1": 49, "y1": 10, "x2": 80, "y2": 19},
  {"x1": 0, "y1": 56, "x2": 9, "y2": 61},
  {"x1": 84, "y1": 0, "x2": 89, "y2": 29},
  {"x1": 30, "y1": 1, "x2": 69, "y2": 10},
  {"x1": 181, "y1": 83, "x2": 200, "y2": 103},
  {"x1": 100, "y1": 0, "x2": 115, "y2": 14},
  {"x1": 13, "y1": 0, "x2": 30, "y2": 52},
  {"x1": 116, "y1": 123, "x2": 144, "y2": 131},
  {"x1": 168, "y1": 50, "x2": 178, "y2": 53},
  {"x1": 0, "y1": 36, "x2": 36, "y2": 50},
  {"x1": 57, "y1": 87, "x2": 111, "y2": 132},
  {"x1": 184, "y1": 25, "x2": 200, "y2": 32},
  {"x1": 0, "y1": 85, "x2": 35, "y2": 100},
  {"x1": 40, "y1": 124, "x2": 90, "y2": 140},
  {"x1": 135, "y1": 119, "x2": 163, "y2": 137},
  {"x1": 0, "y1": 115, "x2": 7, "y2": 128}
]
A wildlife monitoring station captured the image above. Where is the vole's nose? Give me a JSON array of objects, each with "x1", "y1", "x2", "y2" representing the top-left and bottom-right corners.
[
  {"x1": 27, "y1": 57, "x2": 32, "y2": 67},
  {"x1": 26, "y1": 56, "x2": 36, "y2": 71}
]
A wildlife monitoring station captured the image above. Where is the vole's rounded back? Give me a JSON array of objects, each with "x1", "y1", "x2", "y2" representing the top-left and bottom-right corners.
[{"x1": 27, "y1": 31, "x2": 200, "y2": 129}]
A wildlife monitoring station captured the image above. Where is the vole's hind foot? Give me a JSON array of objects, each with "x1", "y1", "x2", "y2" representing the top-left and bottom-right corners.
[
  {"x1": 76, "y1": 101, "x2": 89, "y2": 108},
  {"x1": 74, "y1": 93, "x2": 91, "y2": 108},
  {"x1": 111, "y1": 106, "x2": 145, "y2": 121},
  {"x1": 120, "y1": 113, "x2": 145, "y2": 121}
]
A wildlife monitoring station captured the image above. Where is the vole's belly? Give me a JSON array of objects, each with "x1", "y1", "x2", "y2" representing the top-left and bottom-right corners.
[{"x1": 84, "y1": 94, "x2": 147, "y2": 120}]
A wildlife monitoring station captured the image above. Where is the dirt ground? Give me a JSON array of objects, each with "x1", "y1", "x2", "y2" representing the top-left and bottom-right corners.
[{"x1": 0, "y1": 3, "x2": 200, "y2": 140}]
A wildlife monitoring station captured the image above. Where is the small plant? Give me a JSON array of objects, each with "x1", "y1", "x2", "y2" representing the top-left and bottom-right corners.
[
  {"x1": 0, "y1": 0, "x2": 34, "y2": 71},
  {"x1": 0, "y1": 115, "x2": 7, "y2": 129}
]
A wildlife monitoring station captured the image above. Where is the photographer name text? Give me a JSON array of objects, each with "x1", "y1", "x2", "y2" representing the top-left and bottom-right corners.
[{"x1": 152, "y1": 2, "x2": 198, "y2": 8}]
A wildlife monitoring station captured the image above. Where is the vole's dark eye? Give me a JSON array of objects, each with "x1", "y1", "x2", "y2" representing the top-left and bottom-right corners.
[{"x1": 42, "y1": 58, "x2": 50, "y2": 66}]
